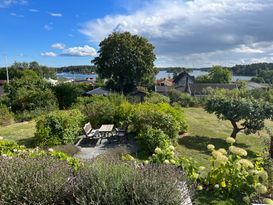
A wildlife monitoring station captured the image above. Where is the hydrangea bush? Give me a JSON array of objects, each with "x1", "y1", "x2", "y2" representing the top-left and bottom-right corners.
[{"x1": 199, "y1": 137, "x2": 271, "y2": 203}]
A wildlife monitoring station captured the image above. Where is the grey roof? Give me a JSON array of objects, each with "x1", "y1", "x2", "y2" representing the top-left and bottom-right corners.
[
  {"x1": 84, "y1": 87, "x2": 109, "y2": 95},
  {"x1": 173, "y1": 72, "x2": 195, "y2": 84},
  {"x1": 188, "y1": 83, "x2": 238, "y2": 95},
  {"x1": 247, "y1": 82, "x2": 269, "y2": 90}
]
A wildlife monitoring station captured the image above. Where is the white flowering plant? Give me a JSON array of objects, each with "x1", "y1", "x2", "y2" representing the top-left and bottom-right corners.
[
  {"x1": 150, "y1": 143, "x2": 200, "y2": 180},
  {"x1": 199, "y1": 137, "x2": 269, "y2": 202},
  {"x1": 150, "y1": 144, "x2": 176, "y2": 164}
]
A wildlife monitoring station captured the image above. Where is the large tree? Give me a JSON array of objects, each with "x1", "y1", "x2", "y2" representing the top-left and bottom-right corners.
[
  {"x1": 92, "y1": 32, "x2": 157, "y2": 93},
  {"x1": 7, "y1": 70, "x2": 58, "y2": 118},
  {"x1": 205, "y1": 90, "x2": 272, "y2": 138}
]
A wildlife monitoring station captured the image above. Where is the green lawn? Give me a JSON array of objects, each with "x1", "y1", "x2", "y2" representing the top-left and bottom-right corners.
[
  {"x1": 177, "y1": 108, "x2": 273, "y2": 166},
  {"x1": 0, "y1": 121, "x2": 36, "y2": 147}
]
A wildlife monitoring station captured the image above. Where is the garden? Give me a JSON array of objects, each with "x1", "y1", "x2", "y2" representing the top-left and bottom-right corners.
[{"x1": 1, "y1": 32, "x2": 273, "y2": 204}]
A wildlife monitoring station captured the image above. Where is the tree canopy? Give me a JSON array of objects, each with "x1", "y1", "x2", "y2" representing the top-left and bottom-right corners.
[
  {"x1": 196, "y1": 66, "x2": 232, "y2": 83},
  {"x1": 7, "y1": 70, "x2": 58, "y2": 120},
  {"x1": 92, "y1": 32, "x2": 157, "y2": 93},
  {"x1": 205, "y1": 90, "x2": 272, "y2": 138}
]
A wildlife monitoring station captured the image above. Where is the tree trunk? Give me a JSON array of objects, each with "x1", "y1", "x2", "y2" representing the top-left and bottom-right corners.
[
  {"x1": 230, "y1": 121, "x2": 240, "y2": 139},
  {"x1": 270, "y1": 136, "x2": 273, "y2": 159}
]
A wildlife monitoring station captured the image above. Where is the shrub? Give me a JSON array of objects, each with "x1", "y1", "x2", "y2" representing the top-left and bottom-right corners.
[
  {"x1": 0, "y1": 140, "x2": 25, "y2": 155},
  {"x1": 124, "y1": 164, "x2": 187, "y2": 205},
  {"x1": 71, "y1": 158, "x2": 134, "y2": 204},
  {"x1": 0, "y1": 104, "x2": 14, "y2": 126},
  {"x1": 34, "y1": 109, "x2": 84, "y2": 146},
  {"x1": 0, "y1": 155, "x2": 72, "y2": 205},
  {"x1": 169, "y1": 89, "x2": 199, "y2": 107},
  {"x1": 7, "y1": 70, "x2": 58, "y2": 121},
  {"x1": 131, "y1": 103, "x2": 188, "y2": 138},
  {"x1": 198, "y1": 137, "x2": 269, "y2": 201},
  {"x1": 75, "y1": 94, "x2": 130, "y2": 127},
  {"x1": 137, "y1": 127, "x2": 169, "y2": 154},
  {"x1": 145, "y1": 92, "x2": 170, "y2": 104},
  {"x1": 53, "y1": 83, "x2": 90, "y2": 109},
  {"x1": 70, "y1": 157, "x2": 188, "y2": 205}
]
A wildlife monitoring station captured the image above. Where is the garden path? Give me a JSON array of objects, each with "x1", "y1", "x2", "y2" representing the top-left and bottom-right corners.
[{"x1": 74, "y1": 137, "x2": 138, "y2": 160}]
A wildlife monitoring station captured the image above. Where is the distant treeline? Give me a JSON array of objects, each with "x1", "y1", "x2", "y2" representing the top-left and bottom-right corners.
[
  {"x1": 229, "y1": 63, "x2": 273, "y2": 76},
  {"x1": 57, "y1": 65, "x2": 96, "y2": 74},
  {"x1": 0, "y1": 61, "x2": 56, "y2": 80},
  {"x1": 0, "y1": 62, "x2": 98, "y2": 81}
]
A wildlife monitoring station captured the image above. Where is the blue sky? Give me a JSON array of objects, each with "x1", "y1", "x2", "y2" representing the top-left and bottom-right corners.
[{"x1": 1, "y1": 0, "x2": 273, "y2": 67}]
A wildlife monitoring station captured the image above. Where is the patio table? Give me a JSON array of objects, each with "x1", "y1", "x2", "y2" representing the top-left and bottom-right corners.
[{"x1": 98, "y1": 124, "x2": 114, "y2": 143}]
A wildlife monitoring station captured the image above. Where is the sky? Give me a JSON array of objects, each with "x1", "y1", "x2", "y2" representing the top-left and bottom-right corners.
[{"x1": 1, "y1": 0, "x2": 273, "y2": 68}]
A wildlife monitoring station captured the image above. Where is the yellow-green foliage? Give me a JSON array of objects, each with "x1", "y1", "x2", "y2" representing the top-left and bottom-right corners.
[
  {"x1": 199, "y1": 137, "x2": 269, "y2": 200},
  {"x1": 0, "y1": 104, "x2": 14, "y2": 126},
  {"x1": 34, "y1": 109, "x2": 84, "y2": 146},
  {"x1": 131, "y1": 103, "x2": 188, "y2": 138}
]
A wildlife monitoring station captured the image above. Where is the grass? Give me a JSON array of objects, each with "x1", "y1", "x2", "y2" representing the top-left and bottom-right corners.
[
  {"x1": 1, "y1": 108, "x2": 272, "y2": 204},
  {"x1": 177, "y1": 108, "x2": 273, "y2": 205},
  {"x1": 176, "y1": 108, "x2": 273, "y2": 166},
  {"x1": 0, "y1": 121, "x2": 36, "y2": 147}
]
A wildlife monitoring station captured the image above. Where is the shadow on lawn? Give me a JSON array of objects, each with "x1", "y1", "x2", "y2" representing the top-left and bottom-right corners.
[
  {"x1": 178, "y1": 135, "x2": 257, "y2": 158},
  {"x1": 17, "y1": 136, "x2": 36, "y2": 148}
]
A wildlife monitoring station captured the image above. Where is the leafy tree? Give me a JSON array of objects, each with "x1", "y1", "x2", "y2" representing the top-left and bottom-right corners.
[
  {"x1": 7, "y1": 70, "x2": 58, "y2": 120},
  {"x1": 53, "y1": 83, "x2": 90, "y2": 109},
  {"x1": 196, "y1": 66, "x2": 232, "y2": 83},
  {"x1": 205, "y1": 90, "x2": 272, "y2": 138},
  {"x1": 92, "y1": 32, "x2": 157, "y2": 93},
  {"x1": 0, "y1": 61, "x2": 56, "y2": 80}
]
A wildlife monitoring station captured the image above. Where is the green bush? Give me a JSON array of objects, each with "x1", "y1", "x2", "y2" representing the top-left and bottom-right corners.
[
  {"x1": 137, "y1": 127, "x2": 169, "y2": 154},
  {"x1": 131, "y1": 103, "x2": 188, "y2": 138},
  {"x1": 0, "y1": 104, "x2": 14, "y2": 126},
  {"x1": 198, "y1": 137, "x2": 268, "y2": 201},
  {"x1": 75, "y1": 95, "x2": 188, "y2": 138},
  {"x1": 7, "y1": 70, "x2": 58, "y2": 121},
  {"x1": 169, "y1": 89, "x2": 199, "y2": 107},
  {"x1": 145, "y1": 92, "x2": 170, "y2": 104},
  {"x1": 0, "y1": 155, "x2": 72, "y2": 205},
  {"x1": 34, "y1": 109, "x2": 84, "y2": 146},
  {"x1": 53, "y1": 83, "x2": 91, "y2": 109},
  {"x1": 0, "y1": 140, "x2": 25, "y2": 155},
  {"x1": 75, "y1": 94, "x2": 130, "y2": 127}
]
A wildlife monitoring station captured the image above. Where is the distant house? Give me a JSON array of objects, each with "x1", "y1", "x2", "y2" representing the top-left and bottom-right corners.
[
  {"x1": 154, "y1": 71, "x2": 238, "y2": 96},
  {"x1": 84, "y1": 87, "x2": 109, "y2": 96},
  {"x1": 176, "y1": 83, "x2": 238, "y2": 96},
  {"x1": 155, "y1": 78, "x2": 174, "y2": 96},
  {"x1": 0, "y1": 80, "x2": 6, "y2": 96},
  {"x1": 173, "y1": 72, "x2": 195, "y2": 92},
  {"x1": 156, "y1": 78, "x2": 174, "y2": 86},
  {"x1": 129, "y1": 89, "x2": 148, "y2": 103}
]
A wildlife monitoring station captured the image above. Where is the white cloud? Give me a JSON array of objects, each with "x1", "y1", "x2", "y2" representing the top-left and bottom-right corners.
[
  {"x1": 41, "y1": 52, "x2": 57, "y2": 57},
  {"x1": 79, "y1": 0, "x2": 273, "y2": 67},
  {"x1": 48, "y1": 12, "x2": 62, "y2": 17},
  {"x1": 51, "y1": 43, "x2": 66, "y2": 50},
  {"x1": 44, "y1": 24, "x2": 53, "y2": 31},
  {"x1": 0, "y1": 0, "x2": 27, "y2": 8},
  {"x1": 9, "y1": 12, "x2": 24, "y2": 17},
  {"x1": 61, "y1": 45, "x2": 97, "y2": 57},
  {"x1": 29, "y1": 8, "x2": 39, "y2": 12}
]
